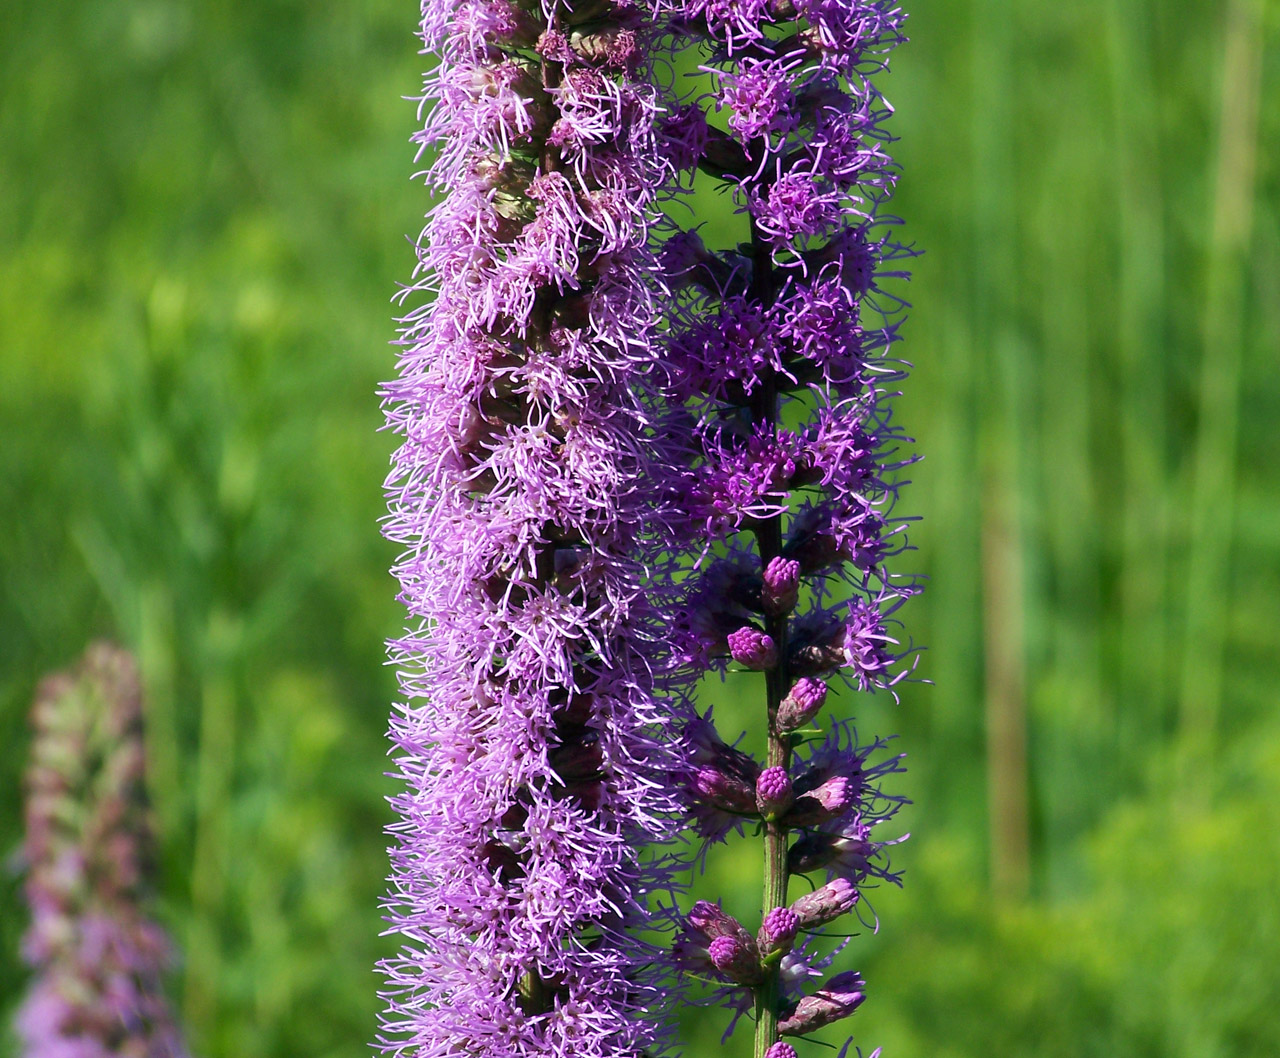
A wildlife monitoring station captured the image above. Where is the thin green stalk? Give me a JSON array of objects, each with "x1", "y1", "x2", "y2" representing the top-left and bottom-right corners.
[
  {"x1": 749, "y1": 218, "x2": 791, "y2": 1058},
  {"x1": 972, "y1": 0, "x2": 1029, "y2": 902},
  {"x1": 1178, "y1": 0, "x2": 1263, "y2": 805},
  {"x1": 1107, "y1": 0, "x2": 1171, "y2": 767}
]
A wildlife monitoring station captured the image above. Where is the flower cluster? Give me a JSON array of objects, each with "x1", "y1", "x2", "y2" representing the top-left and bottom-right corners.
[
  {"x1": 16, "y1": 643, "x2": 188, "y2": 1058},
  {"x1": 379, "y1": 3, "x2": 685, "y2": 1058},
  {"x1": 653, "y1": 0, "x2": 916, "y2": 1053}
]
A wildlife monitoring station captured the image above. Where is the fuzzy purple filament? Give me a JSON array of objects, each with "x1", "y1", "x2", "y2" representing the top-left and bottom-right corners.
[
  {"x1": 378, "y1": 2, "x2": 685, "y2": 1057},
  {"x1": 16, "y1": 643, "x2": 188, "y2": 1058}
]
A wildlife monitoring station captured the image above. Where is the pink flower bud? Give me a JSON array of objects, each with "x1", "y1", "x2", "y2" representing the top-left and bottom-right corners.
[
  {"x1": 789, "y1": 878, "x2": 859, "y2": 928},
  {"x1": 781, "y1": 775, "x2": 854, "y2": 827},
  {"x1": 755, "y1": 766, "x2": 794, "y2": 818},
  {"x1": 761, "y1": 556, "x2": 801, "y2": 616},
  {"x1": 694, "y1": 764, "x2": 760, "y2": 815},
  {"x1": 727, "y1": 626, "x2": 778, "y2": 670},
  {"x1": 778, "y1": 971, "x2": 866, "y2": 1037},
  {"x1": 708, "y1": 933, "x2": 764, "y2": 984},
  {"x1": 776, "y1": 677, "x2": 829, "y2": 730},
  {"x1": 757, "y1": 905, "x2": 800, "y2": 956}
]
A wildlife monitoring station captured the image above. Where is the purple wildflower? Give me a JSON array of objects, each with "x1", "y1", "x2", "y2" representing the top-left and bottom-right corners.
[
  {"x1": 16, "y1": 644, "x2": 188, "y2": 1058},
  {"x1": 653, "y1": 0, "x2": 917, "y2": 1052},
  {"x1": 380, "y1": 2, "x2": 685, "y2": 1056}
]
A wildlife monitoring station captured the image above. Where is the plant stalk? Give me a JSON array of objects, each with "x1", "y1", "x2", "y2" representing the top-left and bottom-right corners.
[{"x1": 750, "y1": 217, "x2": 791, "y2": 1058}]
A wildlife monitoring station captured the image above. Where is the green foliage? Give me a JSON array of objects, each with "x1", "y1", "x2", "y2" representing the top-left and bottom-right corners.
[{"x1": 1, "y1": 0, "x2": 1278, "y2": 1056}]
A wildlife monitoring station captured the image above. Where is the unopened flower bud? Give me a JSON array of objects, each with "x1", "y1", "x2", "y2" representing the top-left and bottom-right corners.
[
  {"x1": 693, "y1": 764, "x2": 759, "y2": 815},
  {"x1": 765, "y1": 1044, "x2": 798, "y2": 1058},
  {"x1": 686, "y1": 901, "x2": 740, "y2": 939},
  {"x1": 755, "y1": 766, "x2": 794, "y2": 819},
  {"x1": 708, "y1": 933, "x2": 764, "y2": 984},
  {"x1": 758, "y1": 906, "x2": 799, "y2": 957},
  {"x1": 781, "y1": 775, "x2": 854, "y2": 827},
  {"x1": 728, "y1": 626, "x2": 778, "y2": 670},
  {"x1": 776, "y1": 677, "x2": 828, "y2": 731},
  {"x1": 761, "y1": 557, "x2": 801, "y2": 616},
  {"x1": 787, "y1": 832, "x2": 839, "y2": 875},
  {"x1": 789, "y1": 878, "x2": 859, "y2": 929},
  {"x1": 778, "y1": 971, "x2": 866, "y2": 1037}
]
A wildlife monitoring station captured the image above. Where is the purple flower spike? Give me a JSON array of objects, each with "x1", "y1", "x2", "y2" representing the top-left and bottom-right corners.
[
  {"x1": 380, "y1": 0, "x2": 689, "y2": 1053},
  {"x1": 756, "y1": 765, "x2": 794, "y2": 819},
  {"x1": 728, "y1": 626, "x2": 779, "y2": 670},
  {"x1": 777, "y1": 677, "x2": 830, "y2": 731},
  {"x1": 778, "y1": 971, "x2": 867, "y2": 1037},
  {"x1": 758, "y1": 906, "x2": 800, "y2": 957},
  {"x1": 761, "y1": 556, "x2": 802, "y2": 616},
  {"x1": 17, "y1": 644, "x2": 188, "y2": 1058},
  {"x1": 642, "y1": 0, "x2": 918, "y2": 1050}
]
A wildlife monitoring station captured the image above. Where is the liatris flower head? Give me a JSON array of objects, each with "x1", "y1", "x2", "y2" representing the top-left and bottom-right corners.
[{"x1": 16, "y1": 643, "x2": 187, "y2": 1058}]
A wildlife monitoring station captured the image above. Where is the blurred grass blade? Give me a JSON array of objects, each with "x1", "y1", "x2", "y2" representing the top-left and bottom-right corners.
[{"x1": 1178, "y1": 0, "x2": 1265, "y2": 804}]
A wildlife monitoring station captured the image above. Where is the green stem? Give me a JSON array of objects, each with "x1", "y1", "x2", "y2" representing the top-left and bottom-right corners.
[{"x1": 749, "y1": 218, "x2": 791, "y2": 1058}]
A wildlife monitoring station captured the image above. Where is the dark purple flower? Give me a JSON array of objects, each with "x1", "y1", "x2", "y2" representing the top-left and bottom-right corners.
[{"x1": 653, "y1": 0, "x2": 916, "y2": 1051}]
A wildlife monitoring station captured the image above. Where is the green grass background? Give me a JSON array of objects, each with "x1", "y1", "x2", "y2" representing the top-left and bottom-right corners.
[{"x1": 1, "y1": 1, "x2": 1278, "y2": 1055}]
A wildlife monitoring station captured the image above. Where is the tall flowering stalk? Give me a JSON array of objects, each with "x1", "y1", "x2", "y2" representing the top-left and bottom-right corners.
[
  {"x1": 16, "y1": 643, "x2": 188, "y2": 1058},
  {"x1": 379, "y1": 2, "x2": 685, "y2": 1057},
  {"x1": 653, "y1": 3, "x2": 916, "y2": 1056}
]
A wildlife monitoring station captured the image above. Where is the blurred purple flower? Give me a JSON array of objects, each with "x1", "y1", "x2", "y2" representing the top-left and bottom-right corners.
[{"x1": 16, "y1": 643, "x2": 188, "y2": 1058}]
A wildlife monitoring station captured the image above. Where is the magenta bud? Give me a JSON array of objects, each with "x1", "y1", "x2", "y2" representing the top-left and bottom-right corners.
[
  {"x1": 686, "y1": 901, "x2": 745, "y2": 941},
  {"x1": 728, "y1": 626, "x2": 778, "y2": 670},
  {"x1": 758, "y1": 906, "x2": 800, "y2": 956},
  {"x1": 765, "y1": 1044, "x2": 798, "y2": 1058},
  {"x1": 708, "y1": 933, "x2": 764, "y2": 984},
  {"x1": 761, "y1": 557, "x2": 801, "y2": 616},
  {"x1": 776, "y1": 677, "x2": 829, "y2": 731},
  {"x1": 755, "y1": 766, "x2": 794, "y2": 819},
  {"x1": 693, "y1": 764, "x2": 759, "y2": 815},
  {"x1": 780, "y1": 775, "x2": 855, "y2": 828},
  {"x1": 789, "y1": 878, "x2": 859, "y2": 928},
  {"x1": 778, "y1": 971, "x2": 867, "y2": 1037}
]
